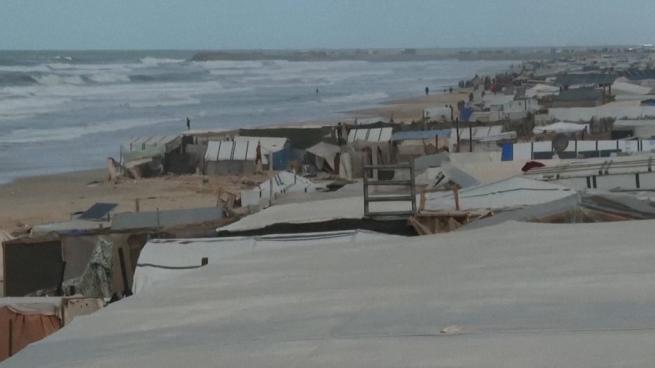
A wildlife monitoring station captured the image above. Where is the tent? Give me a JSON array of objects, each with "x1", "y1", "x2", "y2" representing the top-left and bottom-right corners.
[
  {"x1": 8, "y1": 220, "x2": 655, "y2": 367},
  {"x1": 305, "y1": 142, "x2": 341, "y2": 172},
  {"x1": 533, "y1": 122, "x2": 589, "y2": 135}
]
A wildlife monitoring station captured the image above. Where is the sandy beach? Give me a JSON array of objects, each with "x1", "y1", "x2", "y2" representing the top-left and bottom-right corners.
[
  {"x1": 352, "y1": 90, "x2": 469, "y2": 122},
  {"x1": 0, "y1": 90, "x2": 468, "y2": 234},
  {"x1": 0, "y1": 169, "x2": 272, "y2": 234}
]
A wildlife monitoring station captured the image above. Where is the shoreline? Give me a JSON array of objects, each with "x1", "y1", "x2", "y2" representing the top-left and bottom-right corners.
[{"x1": 0, "y1": 74, "x2": 476, "y2": 233}]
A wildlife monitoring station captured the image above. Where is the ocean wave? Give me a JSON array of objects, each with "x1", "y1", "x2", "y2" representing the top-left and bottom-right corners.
[
  {"x1": 0, "y1": 72, "x2": 38, "y2": 86},
  {"x1": 86, "y1": 72, "x2": 131, "y2": 84},
  {"x1": 321, "y1": 92, "x2": 389, "y2": 104},
  {"x1": 34, "y1": 74, "x2": 86, "y2": 86},
  {"x1": 0, "y1": 117, "x2": 177, "y2": 144},
  {"x1": 140, "y1": 57, "x2": 185, "y2": 66},
  {"x1": 0, "y1": 97, "x2": 72, "y2": 118}
]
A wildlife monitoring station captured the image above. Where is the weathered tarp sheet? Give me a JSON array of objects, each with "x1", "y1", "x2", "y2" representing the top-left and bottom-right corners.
[
  {"x1": 0, "y1": 304, "x2": 60, "y2": 362},
  {"x1": 7, "y1": 220, "x2": 655, "y2": 367}
]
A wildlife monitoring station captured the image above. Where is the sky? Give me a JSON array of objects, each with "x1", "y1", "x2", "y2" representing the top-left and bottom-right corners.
[{"x1": 2, "y1": 0, "x2": 655, "y2": 50}]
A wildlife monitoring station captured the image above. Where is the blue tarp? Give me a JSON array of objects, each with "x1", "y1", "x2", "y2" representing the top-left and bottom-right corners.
[
  {"x1": 391, "y1": 129, "x2": 451, "y2": 141},
  {"x1": 501, "y1": 143, "x2": 514, "y2": 161},
  {"x1": 459, "y1": 107, "x2": 474, "y2": 122}
]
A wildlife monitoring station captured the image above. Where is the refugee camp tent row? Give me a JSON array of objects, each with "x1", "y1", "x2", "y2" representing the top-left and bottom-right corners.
[
  {"x1": 204, "y1": 137, "x2": 289, "y2": 175},
  {"x1": 503, "y1": 139, "x2": 655, "y2": 161},
  {"x1": 524, "y1": 155, "x2": 655, "y2": 191}
]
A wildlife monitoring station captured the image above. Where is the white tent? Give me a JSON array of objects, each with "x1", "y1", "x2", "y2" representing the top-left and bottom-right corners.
[
  {"x1": 533, "y1": 122, "x2": 589, "y2": 134},
  {"x1": 306, "y1": 142, "x2": 341, "y2": 171},
  {"x1": 8, "y1": 220, "x2": 655, "y2": 367}
]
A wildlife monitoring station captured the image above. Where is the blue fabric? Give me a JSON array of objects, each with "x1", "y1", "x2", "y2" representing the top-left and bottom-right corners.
[
  {"x1": 459, "y1": 107, "x2": 474, "y2": 122},
  {"x1": 501, "y1": 143, "x2": 514, "y2": 161}
]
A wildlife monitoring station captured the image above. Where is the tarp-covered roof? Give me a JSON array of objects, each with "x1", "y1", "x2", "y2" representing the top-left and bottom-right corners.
[
  {"x1": 9, "y1": 220, "x2": 655, "y2": 367},
  {"x1": 554, "y1": 73, "x2": 616, "y2": 87},
  {"x1": 347, "y1": 127, "x2": 392, "y2": 143},
  {"x1": 112, "y1": 207, "x2": 224, "y2": 231},
  {"x1": 391, "y1": 129, "x2": 451, "y2": 141},
  {"x1": 533, "y1": 122, "x2": 589, "y2": 134}
]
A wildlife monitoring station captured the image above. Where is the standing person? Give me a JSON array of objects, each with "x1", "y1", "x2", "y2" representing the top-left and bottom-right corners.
[
  {"x1": 425, "y1": 86, "x2": 429, "y2": 96},
  {"x1": 186, "y1": 116, "x2": 190, "y2": 130},
  {"x1": 336, "y1": 122, "x2": 343, "y2": 145},
  {"x1": 255, "y1": 141, "x2": 262, "y2": 164},
  {"x1": 255, "y1": 141, "x2": 263, "y2": 173},
  {"x1": 316, "y1": 88, "x2": 320, "y2": 96}
]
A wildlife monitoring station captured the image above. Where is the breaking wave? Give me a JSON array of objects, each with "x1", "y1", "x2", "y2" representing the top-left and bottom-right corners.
[{"x1": 0, "y1": 118, "x2": 177, "y2": 144}]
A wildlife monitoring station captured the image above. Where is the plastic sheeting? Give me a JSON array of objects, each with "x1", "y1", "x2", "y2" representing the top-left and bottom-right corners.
[
  {"x1": 74, "y1": 237, "x2": 114, "y2": 299},
  {"x1": 0, "y1": 305, "x2": 60, "y2": 362}
]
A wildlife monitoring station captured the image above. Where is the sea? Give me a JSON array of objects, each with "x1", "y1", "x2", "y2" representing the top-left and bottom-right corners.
[{"x1": 0, "y1": 50, "x2": 513, "y2": 183}]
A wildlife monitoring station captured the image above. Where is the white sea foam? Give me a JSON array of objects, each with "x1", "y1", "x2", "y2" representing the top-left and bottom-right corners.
[
  {"x1": 87, "y1": 72, "x2": 131, "y2": 84},
  {"x1": 140, "y1": 57, "x2": 185, "y2": 66},
  {"x1": 34, "y1": 74, "x2": 86, "y2": 86},
  {"x1": 0, "y1": 117, "x2": 177, "y2": 144}
]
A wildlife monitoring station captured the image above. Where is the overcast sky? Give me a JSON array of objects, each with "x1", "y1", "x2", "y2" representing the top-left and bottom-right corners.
[{"x1": 3, "y1": 0, "x2": 655, "y2": 50}]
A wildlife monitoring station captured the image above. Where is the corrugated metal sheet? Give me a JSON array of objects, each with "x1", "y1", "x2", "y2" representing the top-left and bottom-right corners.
[
  {"x1": 112, "y1": 207, "x2": 224, "y2": 231},
  {"x1": 206, "y1": 138, "x2": 285, "y2": 164},
  {"x1": 347, "y1": 127, "x2": 393, "y2": 143}
]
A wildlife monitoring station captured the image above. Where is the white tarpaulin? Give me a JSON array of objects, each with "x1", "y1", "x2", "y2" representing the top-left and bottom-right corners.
[
  {"x1": 306, "y1": 142, "x2": 341, "y2": 171},
  {"x1": 132, "y1": 230, "x2": 398, "y2": 294},
  {"x1": 533, "y1": 122, "x2": 589, "y2": 134},
  {"x1": 9, "y1": 220, "x2": 655, "y2": 367}
]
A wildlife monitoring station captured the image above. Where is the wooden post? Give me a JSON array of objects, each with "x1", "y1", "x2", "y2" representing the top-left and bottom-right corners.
[
  {"x1": 269, "y1": 177, "x2": 273, "y2": 207},
  {"x1": 419, "y1": 190, "x2": 426, "y2": 212},
  {"x1": 134, "y1": 198, "x2": 140, "y2": 213},
  {"x1": 453, "y1": 187, "x2": 460, "y2": 211},
  {"x1": 469, "y1": 124, "x2": 473, "y2": 152},
  {"x1": 118, "y1": 247, "x2": 133, "y2": 297},
  {"x1": 8, "y1": 319, "x2": 12, "y2": 357}
]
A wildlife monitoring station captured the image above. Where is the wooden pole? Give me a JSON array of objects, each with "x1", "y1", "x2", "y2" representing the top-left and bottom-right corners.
[
  {"x1": 134, "y1": 198, "x2": 140, "y2": 213},
  {"x1": 453, "y1": 187, "x2": 460, "y2": 211},
  {"x1": 8, "y1": 319, "x2": 12, "y2": 357}
]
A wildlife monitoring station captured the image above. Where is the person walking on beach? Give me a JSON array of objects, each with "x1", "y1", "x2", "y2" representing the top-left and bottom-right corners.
[
  {"x1": 186, "y1": 117, "x2": 191, "y2": 130},
  {"x1": 316, "y1": 88, "x2": 320, "y2": 96},
  {"x1": 255, "y1": 141, "x2": 262, "y2": 164},
  {"x1": 255, "y1": 141, "x2": 263, "y2": 173},
  {"x1": 336, "y1": 122, "x2": 343, "y2": 145},
  {"x1": 425, "y1": 86, "x2": 430, "y2": 96}
]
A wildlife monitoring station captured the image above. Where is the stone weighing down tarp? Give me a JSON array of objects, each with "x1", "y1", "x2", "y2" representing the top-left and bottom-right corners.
[{"x1": 8, "y1": 220, "x2": 655, "y2": 367}]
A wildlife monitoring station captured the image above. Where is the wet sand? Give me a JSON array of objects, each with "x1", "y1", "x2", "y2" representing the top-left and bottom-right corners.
[
  {"x1": 0, "y1": 90, "x2": 468, "y2": 233},
  {"x1": 0, "y1": 169, "x2": 270, "y2": 233}
]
